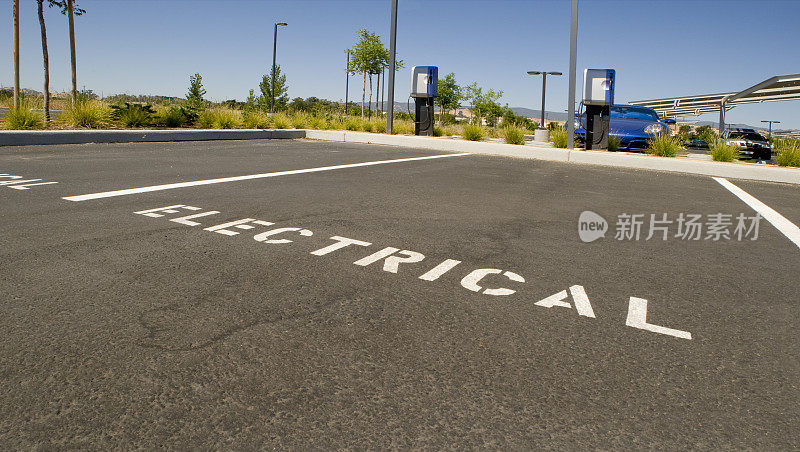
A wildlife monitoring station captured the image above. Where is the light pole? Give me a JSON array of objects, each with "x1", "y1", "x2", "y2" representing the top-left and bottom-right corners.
[
  {"x1": 386, "y1": 0, "x2": 398, "y2": 134},
  {"x1": 566, "y1": 0, "x2": 578, "y2": 149},
  {"x1": 527, "y1": 70, "x2": 562, "y2": 129},
  {"x1": 345, "y1": 50, "x2": 350, "y2": 115},
  {"x1": 761, "y1": 120, "x2": 780, "y2": 140},
  {"x1": 271, "y1": 22, "x2": 287, "y2": 113}
]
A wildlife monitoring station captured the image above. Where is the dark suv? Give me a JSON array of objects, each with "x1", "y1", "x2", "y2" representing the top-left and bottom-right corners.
[{"x1": 721, "y1": 128, "x2": 772, "y2": 161}]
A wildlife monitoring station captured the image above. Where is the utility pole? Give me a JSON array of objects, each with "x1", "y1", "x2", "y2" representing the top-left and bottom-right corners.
[
  {"x1": 566, "y1": 0, "x2": 579, "y2": 149},
  {"x1": 386, "y1": 0, "x2": 398, "y2": 134}
]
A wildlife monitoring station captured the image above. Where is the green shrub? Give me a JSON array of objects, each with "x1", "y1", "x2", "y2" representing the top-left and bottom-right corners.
[
  {"x1": 647, "y1": 133, "x2": 681, "y2": 157},
  {"x1": 309, "y1": 116, "x2": 328, "y2": 130},
  {"x1": 433, "y1": 126, "x2": 444, "y2": 137},
  {"x1": 374, "y1": 121, "x2": 387, "y2": 133},
  {"x1": 500, "y1": 125, "x2": 526, "y2": 145},
  {"x1": 774, "y1": 138, "x2": 800, "y2": 167},
  {"x1": 213, "y1": 108, "x2": 241, "y2": 129},
  {"x1": 443, "y1": 124, "x2": 461, "y2": 136},
  {"x1": 462, "y1": 124, "x2": 485, "y2": 141},
  {"x1": 272, "y1": 113, "x2": 291, "y2": 129},
  {"x1": 392, "y1": 119, "x2": 414, "y2": 135},
  {"x1": 242, "y1": 110, "x2": 271, "y2": 129},
  {"x1": 550, "y1": 128, "x2": 568, "y2": 148},
  {"x1": 111, "y1": 103, "x2": 155, "y2": 127},
  {"x1": 61, "y1": 100, "x2": 109, "y2": 128},
  {"x1": 159, "y1": 106, "x2": 187, "y2": 127},
  {"x1": 3, "y1": 105, "x2": 42, "y2": 129},
  {"x1": 196, "y1": 109, "x2": 216, "y2": 128},
  {"x1": 360, "y1": 120, "x2": 374, "y2": 132},
  {"x1": 344, "y1": 119, "x2": 360, "y2": 131},
  {"x1": 290, "y1": 112, "x2": 311, "y2": 129},
  {"x1": 328, "y1": 117, "x2": 344, "y2": 130},
  {"x1": 710, "y1": 142, "x2": 740, "y2": 162},
  {"x1": 608, "y1": 135, "x2": 621, "y2": 152}
]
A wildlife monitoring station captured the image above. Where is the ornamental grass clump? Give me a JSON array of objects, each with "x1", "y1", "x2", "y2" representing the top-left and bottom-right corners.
[
  {"x1": 500, "y1": 125, "x2": 526, "y2": 145},
  {"x1": 646, "y1": 133, "x2": 681, "y2": 157},
  {"x1": 242, "y1": 110, "x2": 271, "y2": 129},
  {"x1": 774, "y1": 138, "x2": 800, "y2": 167},
  {"x1": 61, "y1": 100, "x2": 109, "y2": 128},
  {"x1": 462, "y1": 124, "x2": 485, "y2": 141},
  {"x1": 550, "y1": 128, "x2": 568, "y2": 148},
  {"x1": 272, "y1": 113, "x2": 291, "y2": 129},
  {"x1": 608, "y1": 135, "x2": 621, "y2": 152},
  {"x1": 3, "y1": 102, "x2": 42, "y2": 129},
  {"x1": 710, "y1": 141, "x2": 740, "y2": 162}
]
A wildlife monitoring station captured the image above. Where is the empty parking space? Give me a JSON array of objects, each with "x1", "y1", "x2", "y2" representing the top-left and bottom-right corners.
[{"x1": 0, "y1": 140, "x2": 797, "y2": 449}]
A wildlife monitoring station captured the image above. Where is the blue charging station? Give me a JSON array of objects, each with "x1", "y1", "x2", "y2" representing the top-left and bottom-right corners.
[
  {"x1": 411, "y1": 66, "x2": 438, "y2": 136},
  {"x1": 582, "y1": 69, "x2": 615, "y2": 150}
]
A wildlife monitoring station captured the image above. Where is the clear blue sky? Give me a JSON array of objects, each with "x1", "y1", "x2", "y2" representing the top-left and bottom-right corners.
[{"x1": 3, "y1": 0, "x2": 799, "y2": 128}]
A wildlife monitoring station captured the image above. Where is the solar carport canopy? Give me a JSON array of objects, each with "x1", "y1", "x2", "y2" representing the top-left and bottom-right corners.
[{"x1": 630, "y1": 73, "x2": 800, "y2": 118}]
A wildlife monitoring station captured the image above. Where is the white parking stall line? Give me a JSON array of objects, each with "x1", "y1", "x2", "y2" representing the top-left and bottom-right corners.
[
  {"x1": 62, "y1": 153, "x2": 471, "y2": 202},
  {"x1": 713, "y1": 177, "x2": 800, "y2": 250}
]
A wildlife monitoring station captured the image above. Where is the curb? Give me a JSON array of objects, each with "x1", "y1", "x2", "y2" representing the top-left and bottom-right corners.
[
  {"x1": 305, "y1": 130, "x2": 800, "y2": 185},
  {"x1": 0, "y1": 129, "x2": 304, "y2": 146},
  {"x1": 2, "y1": 128, "x2": 798, "y2": 185}
]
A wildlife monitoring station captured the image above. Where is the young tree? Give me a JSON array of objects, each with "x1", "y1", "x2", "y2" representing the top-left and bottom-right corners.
[
  {"x1": 186, "y1": 73, "x2": 206, "y2": 110},
  {"x1": 436, "y1": 73, "x2": 462, "y2": 125},
  {"x1": 465, "y1": 83, "x2": 503, "y2": 126},
  {"x1": 258, "y1": 65, "x2": 288, "y2": 111},
  {"x1": 12, "y1": 0, "x2": 20, "y2": 109},
  {"x1": 346, "y1": 29, "x2": 402, "y2": 120}
]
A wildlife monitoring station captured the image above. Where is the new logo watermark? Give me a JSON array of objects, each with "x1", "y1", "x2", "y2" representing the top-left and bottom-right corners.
[
  {"x1": 578, "y1": 211, "x2": 608, "y2": 243},
  {"x1": 578, "y1": 211, "x2": 761, "y2": 243}
]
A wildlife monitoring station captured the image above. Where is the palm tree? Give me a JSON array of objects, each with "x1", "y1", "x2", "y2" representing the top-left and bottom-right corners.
[
  {"x1": 67, "y1": 0, "x2": 77, "y2": 105},
  {"x1": 37, "y1": 0, "x2": 50, "y2": 122},
  {"x1": 12, "y1": 0, "x2": 20, "y2": 109}
]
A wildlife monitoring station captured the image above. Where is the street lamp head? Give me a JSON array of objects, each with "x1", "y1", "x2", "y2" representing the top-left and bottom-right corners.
[
  {"x1": 527, "y1": 71, "x2": 542, "y2": 75},
  {"x1": 276, "y1": 22, "x2": 288, "y2": 26},
  {"x1": 547, "y1": 71, "x2": 563, "y2": 76}
]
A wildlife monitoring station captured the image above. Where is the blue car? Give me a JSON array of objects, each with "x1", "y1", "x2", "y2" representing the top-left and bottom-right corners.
[{"x1": 573, "y1": 105, "x2": 676, "y2": 151}]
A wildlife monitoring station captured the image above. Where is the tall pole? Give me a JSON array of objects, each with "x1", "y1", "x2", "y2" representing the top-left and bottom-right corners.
[
  {"x1": 345, "y1": 51, "x2": 350, "y2": 114},
  {"x1": 271, "y1": 23, "x2": 278, "y2": 113},
  {"x1": 381, "y1": 68, "x2": 386, "y2": 117},
  {"x1": 386, "y1": 0, "x2": 398, "y2": 134},
  {"x1": 13, "y1": 0, "x2": 20, "y2": 109},
  {"x1": 566, "y1": 0, "x2": 579, "y2": 149},
  {"x1": 541, "y1": 73, "x2": 547, "y2": 128}
]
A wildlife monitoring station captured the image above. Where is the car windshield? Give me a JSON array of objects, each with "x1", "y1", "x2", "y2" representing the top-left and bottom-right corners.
[
  {"x1": 728, "y1": 131, "x2": 765, "y2": 141},
  {"x1": 610, "y1": 106, "x2": 660, "y2": 122}
]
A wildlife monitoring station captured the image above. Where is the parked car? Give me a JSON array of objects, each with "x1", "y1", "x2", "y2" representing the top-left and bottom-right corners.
[
  {"x1": 685, "y1": 140, "x2": 710, "y2": 150},
  {"x1": 721, "y1": 128, "x2": 772, "y2": 161},
  {"x1": 573, "y1": 105, "x2": 676, "y2": 152}
]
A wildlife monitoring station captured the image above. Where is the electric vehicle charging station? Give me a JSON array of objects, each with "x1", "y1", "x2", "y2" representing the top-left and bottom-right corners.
[
  {"x1": 582, "y1": 69, "x2": 615, "y2": 150},
  {"x1": 411, "y1": 66, "x2": 438, "y2": 136}
]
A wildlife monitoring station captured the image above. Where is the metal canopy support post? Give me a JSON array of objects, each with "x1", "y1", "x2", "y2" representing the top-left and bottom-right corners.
[
  {"x1": 718, "y1": 102, "x2": 725, "y2": 134},
  {"x1": 386, "y1": 0, "x2": 398, "y2": 134},
  {"x1": 566, "y1": 0, "x2": 579, "y2": 149}
]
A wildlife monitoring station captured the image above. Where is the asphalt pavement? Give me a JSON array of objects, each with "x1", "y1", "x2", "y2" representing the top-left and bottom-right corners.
[{"x1": 0, "y1": 139, "x2": 797, "y2": 449}]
